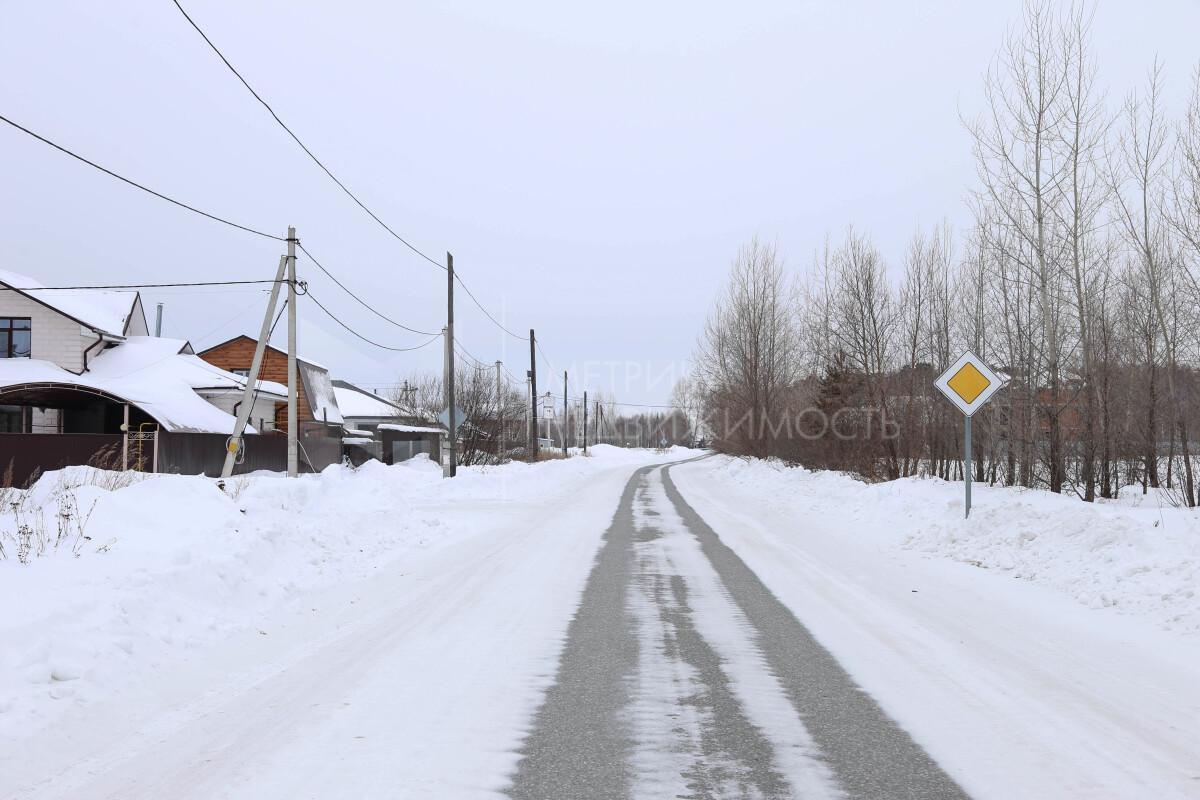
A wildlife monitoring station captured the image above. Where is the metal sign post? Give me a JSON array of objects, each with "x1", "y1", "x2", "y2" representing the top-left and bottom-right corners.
[
  {"x1": 933, "y1": 351, "x2": 1003, "y2": 519},
  {"x1": 964, "y1": 413, "x2": 972, "y2": 517}
]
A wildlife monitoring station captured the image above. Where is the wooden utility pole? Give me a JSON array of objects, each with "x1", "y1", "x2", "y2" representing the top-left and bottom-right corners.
[
  {"x1": 495, "y1": 360, "x2": 504, "y2": 464},
  {"x1": 286, "y1": 225, "x2": 298, "y2": 478},
  {"x1": 529, "y1": 328, "x2": 538, "y2": 458},
  {"x1": 221, "y1": 254, "x2": 288, "y2": 479},
  {"x1": 562, "y1": 371, "x2": 568, "y2": 456},
  {"x1": 583, "y1": 390, "x2": 588, "y2": 453},
  {"x1": 445, "y1": 252, "x2": 457, "y2": 478}
]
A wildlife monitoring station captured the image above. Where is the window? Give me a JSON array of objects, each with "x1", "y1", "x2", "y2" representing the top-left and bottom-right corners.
[
  {"x1": 232, "y1": 368, "x2": 250, "y2": 377},
  {"x1": 0, "y1": 318, "x2": 31, "y2": 359},
  {"x1": 0, "y1": 405, "x2": 28, "y2": 433}
]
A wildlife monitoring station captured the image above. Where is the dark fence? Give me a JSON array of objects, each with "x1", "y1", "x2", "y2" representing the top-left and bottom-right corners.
[
  {"x1": 0, "y1": 433, "x2": 124, "y2": 487},
  {"x1": 156, "y1": 432, "x2": 288, "y2": 477},
  {"x1": 0, "y1": 426, "x2": 345, "y2": 486},
  {"x1": 159, "y1": 425, "x2": 342, "y2": 477},
  {"x1": 297, "y1": 422, "x2": 342, "y2": 474}
]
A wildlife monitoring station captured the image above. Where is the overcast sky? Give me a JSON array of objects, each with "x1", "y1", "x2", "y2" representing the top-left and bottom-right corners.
[{"x1": 2, "y1": 1, "x2": 1198, "y2": 405}]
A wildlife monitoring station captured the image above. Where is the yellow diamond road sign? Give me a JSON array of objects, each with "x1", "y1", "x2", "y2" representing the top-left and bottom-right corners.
[{"x1": 934, "y1": 351, "x2": 1003, "y2": 416}]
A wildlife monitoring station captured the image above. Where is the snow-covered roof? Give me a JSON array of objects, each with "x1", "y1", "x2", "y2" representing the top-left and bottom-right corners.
[
  {"x1": 91, "y1": 337, "x2": 289, "y2": 399},
  {"x1": 299, "y1": 361, "x2": 343, "y2": 425},
  {"x1": 0, "y1": 336, "x2": 289, "y2": 434},
  {"x1": 0, "y1": 268, "x2": 140, "y2": 338},
  {"x1": 378, "y1": 423, "x2": 444, "y2": 434},
  {"x1": 332, "y1": 384, "x2": 404, "y2": 420},
  {"x1": 342, "y1": 436, "x2": 375, "y2": 445},
  {"x1": 343, "y1": 426, "x2": 374, "y2": 437}
]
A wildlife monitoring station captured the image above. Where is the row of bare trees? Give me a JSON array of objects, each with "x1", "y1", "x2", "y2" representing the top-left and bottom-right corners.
[{"x1": 693, "y1": 2, "x2": 1200, "y2": 505}]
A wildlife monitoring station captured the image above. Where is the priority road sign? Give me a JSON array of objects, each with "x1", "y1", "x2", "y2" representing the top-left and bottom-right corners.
[
  {"x1": 933, "y1": 351, "x2": 1004, "y2": 519},
  {"x1": 933, "y1": 351, "x2": 1003, "y2": 417}
]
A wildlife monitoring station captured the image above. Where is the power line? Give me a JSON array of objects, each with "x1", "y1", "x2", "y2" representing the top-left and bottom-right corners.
[
  {"x1": 0, "y1": 279, "x2": 284, "y2": 291},
  {"x1": 535, "y1": 339, "x2": 558, "y2": 373},
  {"x1": 296, "y1": 242, "x2": 440, "y2": 336},
  {"x1": 305, "y1": 290, "x2": 443, "y2": 352},
  {"x1": 192, "y1": 291, "x2": 276, "y2": 345},
  {"x1": 453, "y1": 340, "x2": 491, "y2": 370},
  {"x1": 170, "y1": 0, "x2": 445, "y2": 271},
  {"x1": 455, "y1": 275, "x2": 528, "y2": 341},
  {"x1": 0, "y1": 113, "x2": 283, "y2": 242},
  {"x1": 545, "y1": 391, "x2": 682, "y2": 411},
  {"x1": 169, "y1": 1, "x2": 534, "y2": 343}
]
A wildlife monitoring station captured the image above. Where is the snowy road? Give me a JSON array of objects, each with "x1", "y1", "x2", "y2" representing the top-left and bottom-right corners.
[
  {"x1": 5, "y1": 451, "x2": 1197, "y2": 799},
  {"x1": 509, "y1": 461, "x2": 964, "y2": 800}
]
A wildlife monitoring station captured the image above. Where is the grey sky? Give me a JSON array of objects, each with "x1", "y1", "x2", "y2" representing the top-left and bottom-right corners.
[{"x1": 3, "y1": 1, "x2": 1197, "y2": 405}]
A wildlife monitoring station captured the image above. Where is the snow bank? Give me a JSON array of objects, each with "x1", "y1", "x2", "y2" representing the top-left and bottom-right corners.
[
  {"x1": 0, "y1": 446, "x2": 681, "y2": 740},
  {"x1": 698, "y1": 456, "x2": 1200, "y2": 634}
]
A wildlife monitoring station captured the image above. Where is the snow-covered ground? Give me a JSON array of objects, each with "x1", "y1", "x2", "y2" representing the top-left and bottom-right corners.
[
  {"x1": 5, "y1": 449, "x2": 1197, "y2": 799},
  {"x1": 671, "y1": 455, "x2": 1200, "y2": 799},
  {"x1": 685, "y1": 456, "x2": 1200, "y2": 634},
  {"x1": 0, "y1": 446, "x2": 688, "y2": 798}
]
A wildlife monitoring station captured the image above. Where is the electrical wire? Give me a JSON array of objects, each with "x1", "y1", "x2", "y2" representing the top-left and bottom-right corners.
[
  {"x1": 306, "y1": 290, "x2": 443, "y2": 352},
  {"x1": 191, "y1": 290, "x2": 274, "y2": 346},
  {"x1": 455, "y1": 274, "x2": 528, "y2": 341},
  {"x1": 535, "y1": 339, "x2": 558, "y2": 373},
  {"x1": 296, "y1": 242, "x2": 440, "y2": 336},
  {"x1": 169, "y1": 1, "x2": 537, "y2": 343},
  {"x1": 0, "y1": 113, "x2": 283, "y2": 242},
  {"x1": 170, "y1": 0, "x2": 445, "y2": 271},
  {"x1": 1, "y1": 279, "x2": 285, "y2": 291},
  {"x1": 453, "y1": 340, "x2": 492, "y2": 370}
]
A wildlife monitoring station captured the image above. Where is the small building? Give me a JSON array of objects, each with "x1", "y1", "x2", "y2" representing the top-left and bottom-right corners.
[
  {"x1": 332, "y1": 380, "x2": 443, "y2": 464},
  {"x1": 331, "y1": 380, "x2": 410, "y2": 436},
  {"x1": 378, "y1": 423, "x2": 444, "y2": 465}
]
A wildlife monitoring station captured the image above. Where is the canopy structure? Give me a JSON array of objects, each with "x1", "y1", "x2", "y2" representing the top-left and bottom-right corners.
[{"x1": 0, "y1": 336, "x2": 288, "y2": 434}]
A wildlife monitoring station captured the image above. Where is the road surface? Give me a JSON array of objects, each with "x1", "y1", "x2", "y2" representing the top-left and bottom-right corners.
[{"x1": 508, "y1": 460, "x2": 965, "y2": 799}]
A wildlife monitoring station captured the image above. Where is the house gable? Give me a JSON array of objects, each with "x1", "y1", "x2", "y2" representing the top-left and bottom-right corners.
[
  {"x1": 125, "y1": 295, "x2": 150, "y2": 337},
  {"x1": 0, "y1": 285, "x2": 101, "y2": 373},
  {"x1": 198, "y1": 335, "x2": 344, "y2": 432},
  {"x1": 0, "y1": 270, "x2": 146, "y2": 373}
]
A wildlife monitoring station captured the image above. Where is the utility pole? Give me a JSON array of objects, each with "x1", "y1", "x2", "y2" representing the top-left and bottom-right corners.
[
  {"x1": 445, "y1": 252, "x2": 457, "y2": 478},
  {"x1": 495, "y1": 360, "x2": 504, "y2": 465},
  {"x1": 562, "y1": 371, "x2": 568, "y2": 457},
  {"x1": 583, "y1": 390, "x2": 588, "y2": 454},
  {"x1": 286, "y1": 226, "x2": 298, "y2": 478},
  {"x1": 154, "y1": 303, "x2": 163, "y2": 337},
  {"x1": 529, "y1": 328, "x2": 538, "y2": 458},
  {"x1": 222, "y1": 255, "x2": 288, "y2": 479}
]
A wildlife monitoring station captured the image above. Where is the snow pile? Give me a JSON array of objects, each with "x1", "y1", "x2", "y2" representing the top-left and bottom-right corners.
[
  {"x1": 0, "y1": 445, "x2": 673, "y2": 740},
  {"x1": 698, "y1": 456, "x2": 1200, "y2": 634}
]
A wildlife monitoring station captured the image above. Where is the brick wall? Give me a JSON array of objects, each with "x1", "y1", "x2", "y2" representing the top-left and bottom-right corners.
[{"x1": 198, "y1": 336, "x2": 309, "y2": 433}]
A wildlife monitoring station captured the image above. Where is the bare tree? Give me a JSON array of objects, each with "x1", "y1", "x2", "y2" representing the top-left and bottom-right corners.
[
  {"x1": 1110, "y1": 62, "x2": 1195, "y2": 506},
  {"x1": 966, "y1": 0, "x2": 1070, "y2": 492},
  {"x1": 696, "y1": 238, "x2": 801, "y2": 457},
  {"x1": 827, "y1": 229, "x2": 900, "y2": 477},
  {"x1": 1054, "y1": 4, "x2": 1111, "y2": 500}
]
